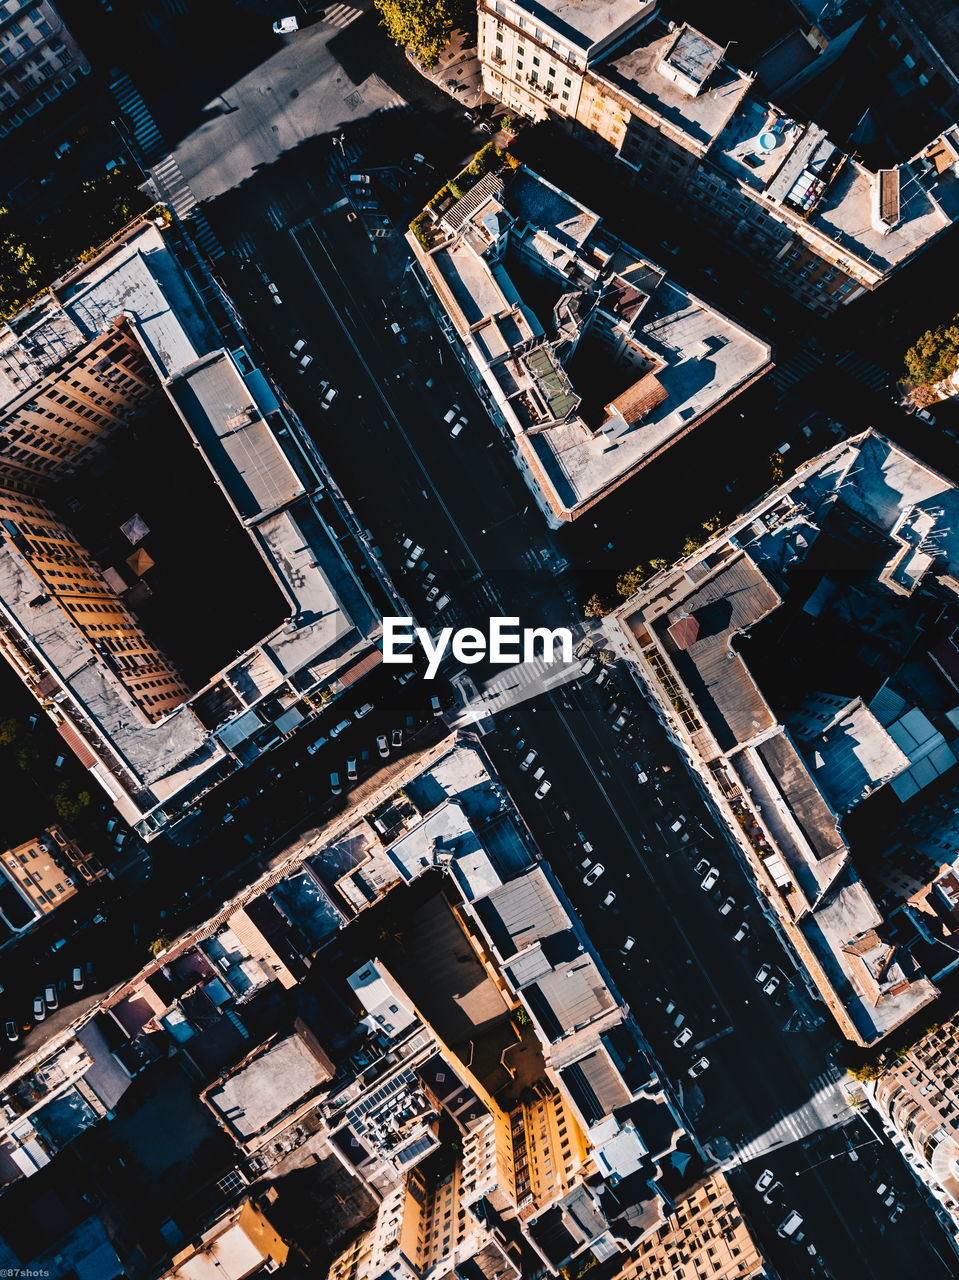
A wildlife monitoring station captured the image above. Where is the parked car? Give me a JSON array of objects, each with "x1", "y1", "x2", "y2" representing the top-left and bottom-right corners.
[
  {"x1": 405, "y1": 544, "x2": 424, "y2": 569},
  {"x1": 577, "y1": 832, "x2": 593, "y2": 853},
  {"x1": 330, "y1": 771, "x2": 342, "y2": 796},
  {"x1": 450, "y1": 418, "x2": 466, "y2": 439},
  {"x1": 621, "y1": 936, "x2": 635, "y2": 955},
  {"x1": 701, "y1": 867, "x2": 719, "y2": 891},
  {"x1": 44, "y1": 983, "x2": 58, "y2": 1010},
  {"x1": 601, "y1": 890, "x2": 616, "y2": 908},
  {"x1": 273, "y1": 15, "x2": 298, "y2": 33},
  {"x1": 916, "y1": 407, "x2": 936, "y2": 425},
  {"x1": 346, "y1": 758, "x2": 358, "y2": 781},
  {"x1": 391, "y1": 727, "x2": 403, "y2": 749},
  {"x1": 688, "y1": 1057, "x2": 709, "y2": 1079},
  {"x1": 733, "y1": 921, "x2": 749, "y2": 942},
  {"x1": 719, "y1": 896, "x2": 735, "y2": 916},
  {"x1": 320, "y1": 385, "x2": 338, "y2": 409},
  {"x1": 431, "y1": 695, "x2": 443, "y2": 717},
  {"x1": 330, "y1": 718, "x2": 351, "y2": 739},
  {"x1": 755, "y1": 1169, "x2": 775, "y2": 1194},
  {"x1": 763, "y1": 976, "x2": 781, "y2": 997},
  {"x1": 267, "y1": 281, "x2": 282, "y2": 305},
  {"x1": 290, "y1": 338, "x2": 307, "y2": 358},
  {"x1": 377, "y1": 734, "x2": 389, "y2": 758},
  {"x1": 674, "y1": 1026, "x2": 693, "y2": 1048},
  {"x1": 889, "y1": 1202, "x2": 905, "y2": 1224},
  {"x1": 4, "y1": 1019, "x2": 17, "y2": 1043},
  {"x1": 396, "y1": 669, "x2": 416, "y2": 686},
  {"x1": 763, "y1": 1180, "x2": 784, "y2": 1205},
  {"x1": 777, "y1": 1211, "x2": 803, "y2": 1240},
  {"x1": 755, "y1": 965, "x2": 771, "y2": 985},
  {"x1": 32, "y1": 995, "x2": 46, "y2": 1022},
  {"x1": 297, "y1": 353, "x2": 313, "y2": 372},
  {"x1": 520, "y1": 751, "x2": 537, "y2": 772},
  {"x1": 443, "y1": 405, "x2": 461, "y2": 424},
  {"x1": 694, "y1": 858, "x2": 711, "y2": 877},
  {"x1": 72, "y1": 966, "x2": 84, "y2": 991},
  {"x1": 354, "y1": 702, "x2": 374, "y2": 720},
  {"x1": 612, "y1": 712, "x2": 627, "y2": 732},
  {"x1": 583, "y1": 863, "x2": 605, "y2": 886},
  {"x1": 534, "y1": 780, "x2": 552, "y2": 799},
  {"x1": 307, "y1": 735, "x2": 328, "y2": 756}
]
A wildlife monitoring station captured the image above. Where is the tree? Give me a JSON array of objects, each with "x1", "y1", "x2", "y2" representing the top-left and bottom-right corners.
[
  {"x1": 615, "y1": 566, "x2": 645, "y2": 599},
  {"x1": 905, "y1": 319, "x2": 959, "y2": 387},
  {"x1": 584, "y1": 593, "x2": 612, "y2": 619},
  {"x1": 53, "y1": 784, "x2": 92, "y2": 825},
  {"x1": 374, "y1": 0, "x2": 472, "y2": 66},
  {"x1": 149, "y1": 933, "x2": 172, "y2": 957}
]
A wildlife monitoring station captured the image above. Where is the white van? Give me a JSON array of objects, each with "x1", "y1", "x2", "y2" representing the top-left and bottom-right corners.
[{"x1": 777, "y1": 1211, "x2": 803, "y2": 1239}]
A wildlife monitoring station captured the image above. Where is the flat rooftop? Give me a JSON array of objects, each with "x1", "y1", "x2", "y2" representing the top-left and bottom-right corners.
[
  {"x1": 599, "y1": 22, "x2": 752, "y2": 152},
  {"x1": 415, "y1": 166, "x2": 771, "y2": 521},
  {"x1": 168, "y1": 353, "x2": 305, "y2": 520},
  {"x1": 508, "y1": 0, "x2": 652, "y2": 53},
  {"x1": 205, "y1": 1034, "x2": 330, "y2": 1141}
]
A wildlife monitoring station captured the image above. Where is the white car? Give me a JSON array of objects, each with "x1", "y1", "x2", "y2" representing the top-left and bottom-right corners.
[
  {"x1": 755, "y1": 1169, "x2": 775, "y2": 1194},
  {"x1": 674, "y1": 1026, "x2": 693, "y2": 1048},
  {"x1": 443, "y1": 405, "x2": 461, "y2": 424},
  {"x1": 450, "y1": 418, "x2": 466, "y2": 439},
  {"x1": 701, "y1": 867, "x2": 719, "y2": 891},
  {"x1": 290, "y1": 338, "x2": 306, "y2": 358},
  {"x1": 764, "y1": 976, "x2": 781, "y2": 997},
  {"x1": 520, "y1": 751, "x2": 537, "y2": 772},
  {"x1": 688, "y1": 1057, "x2": 709, "y2": 1079},
  {"x1": 733, "y1": 921, "x2": 749, "y2": 942},
  {"x1": 694, "y1": 858, "x2": 711, "y2": 877},
  {"x1": 298, "y1": 353, "x2": 313, "y2": 372},
  {"x1": 601, "y1": 890, "x2": 616, "y2": 908},
  {"x1": 621, "y1": 936, "x2": 635, "y2": 955},
  {"x1": 534, "y1": 780, "x2": 551, "y2": 799},
  {"x1": 755, "y1": 965, "x2": 771, "y2": 985},
  {"x1": 320, "y1": 385, "x2": 338, "y2": 409},
  {"x1": 405, "y1": 544, "x2": 424, "y2": 569},
  {"x1": 719, "y1": 896, "x2": 735, "y2": 916},
  {"x1": 583, "y1": 863, "x2": 605, "y2": 886},
  {"x1": 267, "y1": 281, "x2": 282, "y2": 305},
  {"x1": 273, "y1": 16, "x2": 298, "y2": 33},
  {"x1": 377, "y1": 734, "x2": 389, "y2": 758}
]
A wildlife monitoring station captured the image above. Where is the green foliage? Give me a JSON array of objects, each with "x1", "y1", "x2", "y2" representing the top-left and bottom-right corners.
[
  {"x1": 615, "y1": 566, "x2": 646, "y2": 599},
  {"x1": 0, "y1": 169, "x2": 149, "y2": 320},
  {"x1": 584, "y1": 593, "x2": 613, "y2": 619},
  {"x1": 847, "y1": 1062, "x2": 882, "y2": 1082},
  {"x1": 53, "y1": 784, "x2": 92, "y2": 825},
  {"x1": 463, "y1": 141, "x2": 501, "y2": 180},
  {"x1": 0, "y1": 716, "x2": 19, "y2": 748},
  {"x1": 905, "y1": 319, "x2": 959, "y2": 386},
  {"x1": 149, "y1": 933, "x2": 173, "y2": 957},
  {"x1": 680, "y1": 534, "x2": 703, "y2": 556},
  {"x1": 374, "y1": 0, "x2": 472, "y2": 66},
  {"x1": 514, "y1": 1006, "x2": 531, "y2": 1027},
  {"x1": 448, "y1": 180, "x2": 466, "y2": 200},
  {"x1": 410, "y1": 211, "x2": 431, "y2": 249},
  {"x1": 427, "y1": 184, "x2": 451, "y2": 210}
]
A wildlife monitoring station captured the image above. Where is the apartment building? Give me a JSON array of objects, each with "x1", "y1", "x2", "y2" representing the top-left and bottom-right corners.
[
  {"x1": 478, "y1": 1, "x2": 959, "y2": 314},
  {"x1": 0, "y1": 826, "x2": 78, "y2": 930},
  {"x1": 868, "y1": 1016, "x2": 959, "y2": 1235},
  {"x1": 0, "y1": 0, "x2": 89, "y2": 141},
  {"x1": 161, "y1": 1199, "x2": 290, "y2": 1279},
  {"x1": 613, "y1": 1172, "x2": 771, "y2": 1280},
  {"x1": 0, "y1": 215, "x2": 384, "y2": 839},
  {"x1": 408, "y1": 163, "x2": 771, "y2": 525},
  {"x1": 605, "y1": 429, "x2": 959, "y2": 1047}
]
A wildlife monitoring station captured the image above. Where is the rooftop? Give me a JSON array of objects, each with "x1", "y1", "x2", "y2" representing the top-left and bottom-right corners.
[
  {"x1": 205, "y1": 1033, "x2": 332, "y2": 1143},
  {"x1": 502, "y1": 0, "x2": 654, "y2": 55},
  {"x1": 599, "y1": 22, "x2": 752, "y2": 153},
  {"x1": 413, "y1": 165, "x2": 771, "y2": 522}
]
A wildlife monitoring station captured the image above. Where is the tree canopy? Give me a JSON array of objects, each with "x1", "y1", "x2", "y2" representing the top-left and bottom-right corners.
[
  {"x1": 374, "y1": 0, "x2": 473, "y2": 66},
  {"x1": 904, "y1": 319, "x2": 959, "y2": 387}
]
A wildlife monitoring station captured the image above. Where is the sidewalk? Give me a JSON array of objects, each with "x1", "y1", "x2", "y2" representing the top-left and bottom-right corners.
[{"x1": 406, "y1": 28, "x2": 494, "y2": 111}]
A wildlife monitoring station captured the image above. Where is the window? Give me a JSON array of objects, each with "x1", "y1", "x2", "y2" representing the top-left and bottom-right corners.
[
  {"x1": 561, "y1": 90, "x2": 569, "y2": 100},
  {"x1": 495, "y1": 29, "x2": 502, "y2": 41},
  {"x1": 516, "y1": 60, "x2": 523, "y2": 70},
  {"x1": 517, "y1": 44, "x2": 524, "y2": 55},
  {"x1": 532, "y1": 55, "x2": 539, "y2": 66},
  {"x1": 564, "y1": 76, "x2": 571, "y2": 87}
]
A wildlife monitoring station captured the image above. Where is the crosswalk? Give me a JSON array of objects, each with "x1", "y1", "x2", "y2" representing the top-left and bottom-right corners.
[
  {"x1": 109, "y1": 72, "x2": 225, "y2": 263},
  {"x1": 769, "y1": 345, "x2": 825, "y2": 393},
  {"x1": 325, "y1": 2, "x2": 362, "y2": 28},
  {"x1": 109, "y1": 73, "x2": 165, "y2": 165},
  {"x1": 720, "y1": 1071, "x2": 846, "y2": 1169},
  {"x1": 836, "y1": 350, "x2": 888, "y2": 393}
]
